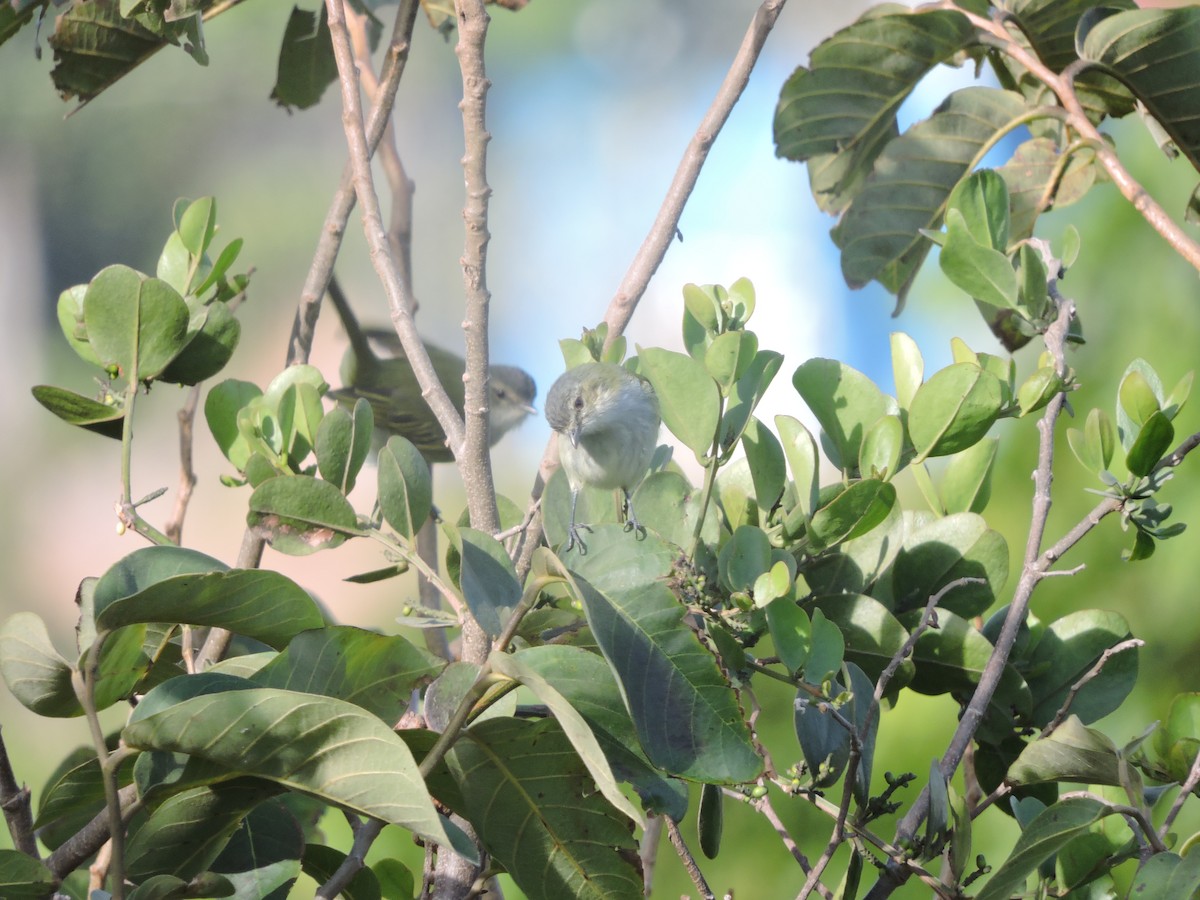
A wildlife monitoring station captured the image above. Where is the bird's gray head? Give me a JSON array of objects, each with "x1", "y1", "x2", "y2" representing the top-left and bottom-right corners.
[{"x1": 489, "y1": 365, "x2": 538, "y2": 438}]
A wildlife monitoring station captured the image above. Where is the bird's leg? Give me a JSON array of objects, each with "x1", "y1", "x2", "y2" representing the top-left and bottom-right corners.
[
  {"x1": 622, "y1": 489, "x2": 647, "y2": 540},
  {"x1": 564, "y1": 488, "x2": 592, "y2": 554}
]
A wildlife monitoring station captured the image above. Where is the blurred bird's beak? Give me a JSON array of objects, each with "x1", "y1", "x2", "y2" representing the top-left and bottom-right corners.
[{"x1": 568, "y1": 425, "x2": 581, "y2": 448}]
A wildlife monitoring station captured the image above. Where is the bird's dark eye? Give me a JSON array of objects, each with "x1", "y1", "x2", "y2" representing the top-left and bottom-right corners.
[
  {"x1": 495, "y1": 388, "x2": 508, "y2": 400},
  {"x1": 573, "y1": 397, "x2": 584, "y2": 409}
]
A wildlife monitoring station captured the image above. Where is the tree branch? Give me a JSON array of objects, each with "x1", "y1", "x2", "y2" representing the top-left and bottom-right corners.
[
  {"x1": 0, "y1": 728, "x2": 37, "y2": 858},
  {"x1": 604, "y1": 0, "x2": 789, "y2": 347}
]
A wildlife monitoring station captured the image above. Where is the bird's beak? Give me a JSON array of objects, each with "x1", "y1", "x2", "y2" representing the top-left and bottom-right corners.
[
  {"x1": 522, "y1": 402, "x2": 537, "y2": 415},
  {"x1": 567, "y1": 425, "x2": 581, "y2": 448}
]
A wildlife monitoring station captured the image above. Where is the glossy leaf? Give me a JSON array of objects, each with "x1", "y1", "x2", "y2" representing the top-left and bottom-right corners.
[
  {"x1": 858, "y1": 414, "x2": 903, "y2": 480},
  {"x1": 834, "y1": 87, "x2": 1028, "y2": 297},
  {"x1": 83, "y1": 264, "x2": 191, "y2": 382},
  {"x1": 890, "y1": 512, "x2": 1008, "y2": 617},
  {"x1": 252, "y1": 626, "x2": 443, "y2": 722},
  {"x1": 1024, "y1": 610, "x2": 1137, "y2": 727},
  {"x1": 0, "y1": 612, "x2": 78, "y2": 717},
  {"x1": 566, "y1": 527, "x2": 760, "y2": 783},
  {"x1": 810, "y1": 594, "x2": 913, "y2": 687},
  {"x1": 123, "y1": 685, "x2": 468, "y2": 856},
  {"x1": 247, "y1": 474, "x2": 361, "y2": 555},
  {"x1": 946, "y1": 169, "x2": 1010, "y2": 251},
  {"x1": 1126, "y1": 410, "x2": 1174, "y2": 477},
  {"x1": 30, "y1": 385, "x2": 125, "y2": 439},
  {"x1": 766, "y1": 598, "x2": 810, "y2": 676},
  {"x1": 93, "y1": 547, "x2": 323, "y2": 649},
  {"x1": 444, "y1": 717, "x2": 642, "y2": 900},
  {"x1": 974, "y1": 797, "x2": 1107, "y2": 900},
  {"x1": 1067, "y1": 408, "x2": 1116, "y2": 476},
  {"x1": 315, "y1": 398, "x2": 373, "y2": 494},
  {"x1": 1007, "y1": 716, "x2": 1122, "y2": 788},
  {"x1": 776, "y1": 414, "x2": 819, "y2": 520},
  {"x1": 0, "y1": 851, "x2": 57, "y2": 899},
  {"x1": 158, "y1": 301, "x2": 241, "y2": 386},
  {"x1": 719, "y1": 525, "x2": 773, "y2": 594},
  {"x1": 513, "y1": 644, "x2": 687, "y2": 821},
  {"x1": 207, "y1": 798, "x2": 303, "y2": 899},
  {"x1": 891, "y1": 332, "x2": 924, "y2": 410},
  {"x1": 205, "y1": 379, "x2": 264, "y2": 471},
  {"x1": 805, "y1": 608, "x2": 844, "y2": 686},
  {"x1": 808, "y1": 479, "x2": 896, "y2": 553},
  {"x1": 940, "y1": 208, "x2": 1018, "y2": 311},
  {"x1": 741, "y1": 416, "x2": 786, "y2": 513},
  {"x1": 637, "y1": 346, "x2": 720, "y2": 462},
  {"x1": 940, "y1": 438, "x2": 997, "y2": 515},
  {"x1": 793, "y1": 358, "x2": 895, "y2": 474},
  {"x1": 698, "y1": 782, "x2": 723, "y2": 859},
  {"x1": 445, "y1": 526, "x2": 520, "y2": 639},
  {"x1": 909, "y1": 363, "x2": 1003, "y2": 460}
]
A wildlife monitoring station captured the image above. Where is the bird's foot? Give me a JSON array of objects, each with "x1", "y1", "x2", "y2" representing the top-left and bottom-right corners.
[{"x1": 564, "y1": 522, "x2": 593, "y2": 555}]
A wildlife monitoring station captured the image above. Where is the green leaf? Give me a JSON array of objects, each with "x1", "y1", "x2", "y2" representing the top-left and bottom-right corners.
[
  {"x1": 300, "y1": 845, "x2": 381, "y2": 900},
  {"x1": 1079, "y1": 7, "x2": 1200, "y2": 174},
  {"x1": 891, "y1": 332, "x2": 924, "y2": 410},
  {"x1": 637, "y1": 346, "x2": 720, "y2": 462},
  {"x1": 511, "y1": 645, "x2": 687, "y2": 821},
  {"x1": 0, "y1": 850, "x2": 58, "y2": 898},
  {"x1": 1119, "y1": 369, "x2": 1161, "y2": 428},
  {"x1": 1068, "y1": 408, "x2": 1116, "y2": 476},
  {"x1": 252, "y1": 626, "x2": 443, "y2": 722},
  {"x1": 205, "y1": 379, "x2": 264, "y2": 471},
  {"x1": 125, "y1": 780, "x2": 280, "y2": 882},
  {"x1": 775, "y1": 414, "x2": 819, "y2": 519},
  {"x1": 810, "y1": 478, "x2": 897, "y2": 554},
  {"x1": 900, "y1": 607, "x2": 1031, "y2": 731},
  {"x1": 209, "y1": 799, "x2": 303, "y2": 899},
  {"x1": 377, "y1": 435, "x2": 433, "y2": 540},
  {"x1": 804, "y1": 607, "x2": 845, "y2": 686},
  {"x1": 682, "y1": 283, "x2": 724, "y2": 345},
  {"x1": 566, "y1": 527, "x2": 760, "y2": 783},
  {"x1": 940, "y1": 209, "x2": 1019, "y2": 311},
  {"x1": 0, "y1": 612, "x2": 78, "y2": 716},
  {"x1": 719, "y1": 525, "x2": 773, "y2": 594},
  {"x1": 741, "y1": 416, "x2": 786, "y2": 513},
  {"x1": 93, "y1": 546, "x2": 324, "y2": 649},
  {"x1": 698, "y1": 782, "x2": 723, "y2": 859},
  {"x1": 890, "y1": 512, "x2": 1008, "y2": 617},
  {"x1": 30, "y1": 385, "x2": 125, "y2": 439},
  {"x1": 84, "y1": 264, "x2": 191, "y2": 382},
  {"x1": 1126, "y1": 410, "x2": 1174, "y2": 477},
  {"x1": 315, "y1": 399, "x2": 374, "y2": 494},
  {"x1": 773, "y1": 9, "x2": 976, "y2": 208},
  {"x1": 705, "y1": 330, "x2": 757, "y2": 395},
  {"x1": 445, "y1": 527, "x2": 520, "y2": 639},
  {"x1": 1007, "y1": 716, "x2": 1122, "y2": 788},
  {"x1": 124, "y1": 684, "x2": 469, "y2": 857},
  {"x1": 946, "y1": 169, "x2": 1010, "y2": 251},
  {"x1": 794, "y1": 663, "x2": 875, "y2": 802},
  {"x1": 718, "y1": 348, "x2": 784, "y2": 452},
  {"x1": 444, "y1": 717, "x2": 642, "y2": 900},
  {"x1": 835, "y1": 87, "x2": 1029, "y2": 298},
  {"x1": 159, "y1": 301, "x2": 241, "y2": 386},
  {"x1": 56, "y1": 283, "x2": 103, "y2": 367},
  {"x1": 176, "y1": 196, "x2": 216, "y2": 258},
  {"x1": 247, "y1": 475, "x2": 361, "y2": 555},
  {"x1": 766, "y1": 599, "x2": 810, "y2": 675},
  {"x1": 974, "y1": 797, "x2": 1107, "y2": 900},
  {"x1": 1024, "y1": 610, "x2": 1137, "y2": 727},
  {"x1": 1126, "y1": 851, "x2": 1200, "y2": 900},
  {"x1": 908, "y1": 362, "x2": 1003, "y2": 460},
  {"x1": 490, "y1": 651, "x2": 643, "y2": 827},
  {"x1": 793, "y1": 359, "x2": 896, "y2": 474},
  {"x1": 49, "y1": 0, "x2": 173, "y2": 105},
  {"x1": 858, "y1": 414, "x2": 903, "y2": 480},
  {"x1": 270, "y1": 4, "x2": 338, "y2": 111},
  {"x1": 940, "y1": 438, "x2": 998, "y2": 515},
  {"x1": 810, "y1": 594, "x2": 913, "y2": 687}
]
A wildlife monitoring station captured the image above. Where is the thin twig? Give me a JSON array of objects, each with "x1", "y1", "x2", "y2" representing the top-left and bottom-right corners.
[
  {"x1": 1040, "y1": 638, "x2": 1145, "y2": 736},
  {"x1": 665, "y1": 816, "x2": 715, "y2": 900},
  {"x1": 164, "y1": 384, "x2": 200, "y2": 546},
  {"x1": 936, "y1": 1, "x2": 1200, "y2": 275},
  {"x1": 287, "y1": 0, "x2": 421, "y2": 368},
  {"x1": 1160, "y1": 749, "x2": 1200, "y2": 841},
  {"x1": 604, "y1": 0, "x2": 790, "y2": 347},
  {"x1": 0, "y1": 728, "x2": 37, "y2": 857}
]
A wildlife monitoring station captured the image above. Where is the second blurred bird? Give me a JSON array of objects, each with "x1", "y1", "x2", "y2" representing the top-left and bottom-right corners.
[{"x1": 326, "y1": 278, "x2": 537, "y2": 463}]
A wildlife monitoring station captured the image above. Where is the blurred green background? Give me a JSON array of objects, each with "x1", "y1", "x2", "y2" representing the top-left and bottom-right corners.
[{"x1": 3, "y1": 0, "x2": 1200, "y2": 896}]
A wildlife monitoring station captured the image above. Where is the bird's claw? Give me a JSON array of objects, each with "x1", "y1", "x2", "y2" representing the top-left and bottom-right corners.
[{"x1": 564, "y1": 522, "x2": 594, "y2": 555}]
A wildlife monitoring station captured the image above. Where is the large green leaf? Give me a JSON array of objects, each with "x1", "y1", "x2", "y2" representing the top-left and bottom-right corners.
[
  {"x1": 565, "y1": 527, "x2": 761, "y2": 784},
  {"x1": 209, "y1": 798, "x2": 304, "y2": 900},
  {"x1": 93, "y1": 548, "x2": 324, "y2": 650},
  {"x1": 637, "y1": 347, "x2": 720, "y2": 462},
  {"x1": 29, "y1": 385, "x2": 125, "y2": 439},
  {"x1": 124, "y1": 780, "x2": 282, "y2": 881},
  {"x1": 49, "y1": 0, "x2": 170, "y2": 104},
  {"x1": 888, "y1": 512, "x2": 1009, "y2": 617},
  {"x1": 774, "y1": 8, "x2": 976, "y2": 210},
  {"x1": 445, "y1": 717, "x2": 642, "y2": 900},
  {"x1": 251, "y1": 626, "x2": 443, "y2": 722},
  {"x1": 792, "y1": 358, "x2": 896, "y2": 475},
  {"x1": 247, "y1": 475, "x2": 361, "y2": 556},
  {"x1": 491, "y1": 651, "x2": 643, "y2": 826},
  {"x1": 1007, "y1": 716, "x2": 1122, "y2": 788},
  {"x1": 809, "y1": 594, "x2": 913, "y2": 687},
  {"x1": 83, "y1": 264, "x2": 191, "y2": 382},
  {"x1": 512, "y1": 645, "x2": 688, "y2": 821},
  {"x1": 834, "y1": 87, "x2": 1029, "y2": 296},
  {"x1": 1079, "y1": 7, "x2": 1200, "y2": 173},
  {"x1": 0, "y1": 850, "x2": 57, "y2": 898},
  {"x1": 0, "y1": 612, "x2": 79, "y2": 717},
  {"x1": 123, "y1": 685, "x2": 467, "y2": 856},
  {"x1": 1023, "y1": 610, "x2": 1137, "y2": 727},
  {"x1": 975, "y1": 797, "x2": 1107, "y2": 900}
]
